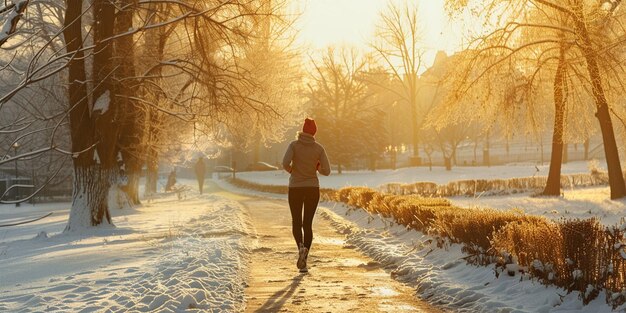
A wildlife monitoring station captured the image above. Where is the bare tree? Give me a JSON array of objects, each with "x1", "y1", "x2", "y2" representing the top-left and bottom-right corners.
[
  {"x1": 307, "y1": 47, "x2": 386, "y2": 173},
  {"x1": 372, "y1": 1, "x2": 425, "y2": 165}
]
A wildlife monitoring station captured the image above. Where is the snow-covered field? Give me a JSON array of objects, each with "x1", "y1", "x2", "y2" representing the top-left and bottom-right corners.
[
  {"x1": 237, "y1": 160, "x2": 592, "y2": 188},
  {"x1": 452, "y1": 186, "x2": 626, "y2": 226},
  {"x1": 237, "y1": 160, "x2": 626, "y2": 226},
  {"x1": 0, "y1": 188, "x2": 252, "y2": 312},
  {"x1": 215, "y1": 179, "x2": 619, "y2": 312}
]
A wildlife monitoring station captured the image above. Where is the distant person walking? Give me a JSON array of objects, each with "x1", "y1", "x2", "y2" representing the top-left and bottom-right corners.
[
  {"x1": 165, "y1": 169, "x2": 177, "y2": 192},
  {"x1": 195, "y1": 158, "x2": 206, "y2": 194},
  {"x1": 282, "y1": 118, "x2": 331, "y2": 273}
]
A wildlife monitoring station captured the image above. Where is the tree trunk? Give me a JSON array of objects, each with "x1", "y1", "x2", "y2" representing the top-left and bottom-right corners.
[
  {"x1": 584, "y1": 139, "x2": 590, "y2": 160},
  {"x1": 427, "y1": 153, "x2": 432, "y2": 171},
  {"x1": 483, "y1": 131, "x2": 490, "y2": 167},
  {"x1": 123, "y1": 173, "x2": 141, "y2": 204},
  {"x1": 142, "y1": 9, "x2": 166, "y2": 196},
  {"x1": 63, "y1": 0, "x2": 114, "y2": 230},
  {"x1": 411, "y1": 111, "x2": 419, "y2": 159},
  {"x1": 115, "y1": 0, "x2": 142, "y2": 205},
  {"x1": 90, "y1": 0, "x2": 119, "y2": 213},
  {"x1": 473, "y1": 141, "x2": 478, "y2": 165},
  {"x1": 451, "y1": 145, "x2": 457, "y2": 166},
  {"x1": 444, "y1": 156, "x2": 451, "y2": 171},
  {"x1": 543, "y1": 51, "x2": 567, "y2": 196},
  {"x1": 409, "y1": 81, "x2": 420, "y2": 161},
  {"x1": 66, "y1": 167, "x2": 114, "y2": 230},
  {"x1": 574, "y1": 10, "x2": 626, "y2": 199},
  {"x1": 146, "y1": 147, "x2": 159, "y2": 195},
  {"x1": 253, "y1": 131, "x2": 261, "y2": 164}
]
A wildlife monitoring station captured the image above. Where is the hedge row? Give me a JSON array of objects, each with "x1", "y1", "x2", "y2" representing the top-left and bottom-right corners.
[
  {"x1": 380, "y1": 171, "x2": 613, "y2": 197},
  {"x1": 228, "y1": 178, "x2": 626, "y2": 307}
]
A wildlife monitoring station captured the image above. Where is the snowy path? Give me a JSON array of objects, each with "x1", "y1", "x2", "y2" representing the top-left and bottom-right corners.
[{"x1": 219, "y1": 191, "x2": 442, "y2": 312}]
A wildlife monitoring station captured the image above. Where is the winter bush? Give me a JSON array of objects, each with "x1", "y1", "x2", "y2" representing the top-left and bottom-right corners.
[{"x1": 380, "y1": 170, "x2": 616, "y2": 197}]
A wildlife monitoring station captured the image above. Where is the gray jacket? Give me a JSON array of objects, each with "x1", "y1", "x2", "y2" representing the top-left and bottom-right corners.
[{"x1": 282, "y1": 132, "x2": 331, "y2": 187}]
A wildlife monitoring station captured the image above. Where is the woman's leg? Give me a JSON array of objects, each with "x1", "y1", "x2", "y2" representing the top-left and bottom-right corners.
[
  {"x1": 302, "y1": 187, "x2": 320, "y2": 250},
  {"x1": 198, "y1": 178, "x2": 204, "y2": 194},
  {"x1": 288, "y1": 188, "x2": 305, "y2": 249}
]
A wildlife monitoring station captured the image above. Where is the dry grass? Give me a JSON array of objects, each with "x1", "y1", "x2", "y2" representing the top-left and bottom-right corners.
[{"x1": 491, "y1": 218, "x2": 626, "y2": 305}]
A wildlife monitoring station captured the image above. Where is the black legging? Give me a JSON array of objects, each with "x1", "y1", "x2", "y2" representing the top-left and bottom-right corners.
[
  {"x1": 288, "y1": 187, "x2": 320, "y2": 250},
  {"x1": 197, "y1": 177, "x2": 204, "y2": 194}
]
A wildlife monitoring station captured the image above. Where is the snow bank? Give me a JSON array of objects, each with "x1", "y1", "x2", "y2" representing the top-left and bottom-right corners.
[
  {"x1": 0, "y1": 193, "x2": 253, "y2": 312},
  {"x1": 318, "y1": 202, "x2": 618, "y2": 312}
]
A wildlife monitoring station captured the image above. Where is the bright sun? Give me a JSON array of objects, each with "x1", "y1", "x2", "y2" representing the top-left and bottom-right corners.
[{"x1": 293, "y1": 0, "x2": 468, "y2": 67}]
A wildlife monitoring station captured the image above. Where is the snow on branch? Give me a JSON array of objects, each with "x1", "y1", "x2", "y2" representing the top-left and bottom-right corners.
[
  {"x1": 0, "y1": 0, "x2": 29, "y2": 47},
  {"x1": 93, "y1": 91, "x2": 110, "y2": 114}
]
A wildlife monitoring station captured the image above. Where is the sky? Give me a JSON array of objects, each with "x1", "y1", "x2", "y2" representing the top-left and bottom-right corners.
[{"x1": 293, "y1": 0, "x2": 470, "y2": 70}]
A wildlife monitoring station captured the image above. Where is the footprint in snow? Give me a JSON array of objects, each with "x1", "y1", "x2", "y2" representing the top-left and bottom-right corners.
[
  {"x1": 73, "y1": 286, "x2": 91, "y2": 293},
  {"x1": 44, "y1": 284, "x2": 76, "y2": 292}
]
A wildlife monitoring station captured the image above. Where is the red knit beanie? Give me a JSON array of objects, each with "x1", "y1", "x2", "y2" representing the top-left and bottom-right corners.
[{"x1": 302, "y1": 118, "x2": 317, "y2": 136}]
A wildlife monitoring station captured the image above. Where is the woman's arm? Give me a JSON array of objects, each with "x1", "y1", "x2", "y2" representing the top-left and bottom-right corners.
[
  {"x1": 318, "y1": 146, "x2": 331, "y2": 176},
  {"x1": 282, "y1": 143, "x2": 294, "y2": 173}
]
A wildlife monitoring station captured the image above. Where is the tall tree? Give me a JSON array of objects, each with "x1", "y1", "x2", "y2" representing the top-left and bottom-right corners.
[
  {"x1": 308, "y1": 48, "x2": 385, "y2": 173},
  {"x1": 115, "y1": 0, "x2": 143, "y2": 205},
  {"x1": 543, "y1": 40, "x2": 569, "y2": 196},
  {"x1": 372, "y1": 1, "x2": 425, "y2": 165}
]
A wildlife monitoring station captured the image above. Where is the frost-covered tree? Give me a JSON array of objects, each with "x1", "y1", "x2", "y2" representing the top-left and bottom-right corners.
[
  {"x1": 446, "y1": 0, "x2": 626, "y2": 199},
  {"x1": 371, "y1": 1, "x2": 426, "y2": 164},
  {"x1": 211, "y1": 1, "x2": 304, "y2": 162},
  {"x1": 0, "y1": 0, "x2": 29, "y2": 47},
  {"x1": 308, "y1": 48, "x2": 387, "y2": 173},
  {"x1": 0, "y1": 0, "x2": 301, "y2": 229},
  {"x1": 0, "y1": 0, "x2": 72, "y2": 204}
]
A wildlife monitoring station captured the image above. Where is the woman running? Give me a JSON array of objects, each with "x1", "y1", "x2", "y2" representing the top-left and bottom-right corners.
[{"x1": 282, "y1": 118, "x2": 331, "y2": 273}]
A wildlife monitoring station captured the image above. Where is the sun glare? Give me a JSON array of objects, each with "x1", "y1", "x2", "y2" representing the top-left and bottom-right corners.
[{"x1": 294, "y1": 0, "x2": 468, "y2": 66}]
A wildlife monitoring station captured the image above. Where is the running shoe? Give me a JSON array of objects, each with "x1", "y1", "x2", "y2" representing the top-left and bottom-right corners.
[{"x1": 297, "y1": 243, "x2": 307, "y2": 269}]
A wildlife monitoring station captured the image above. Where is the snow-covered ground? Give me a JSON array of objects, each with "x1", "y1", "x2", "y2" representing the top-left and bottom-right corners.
[
  {"x1": 237, "y1": 160, "x2": 592, "y2": 188},
  {"x1": 215, "y1": 178, "x2": 619, "y2": 312},
  {"x1": 0, "y1": 186, "x2": 252, "y2": 312},
  {"x1": 452, "y1": 186, "x2": 626, "y2": 226}
]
